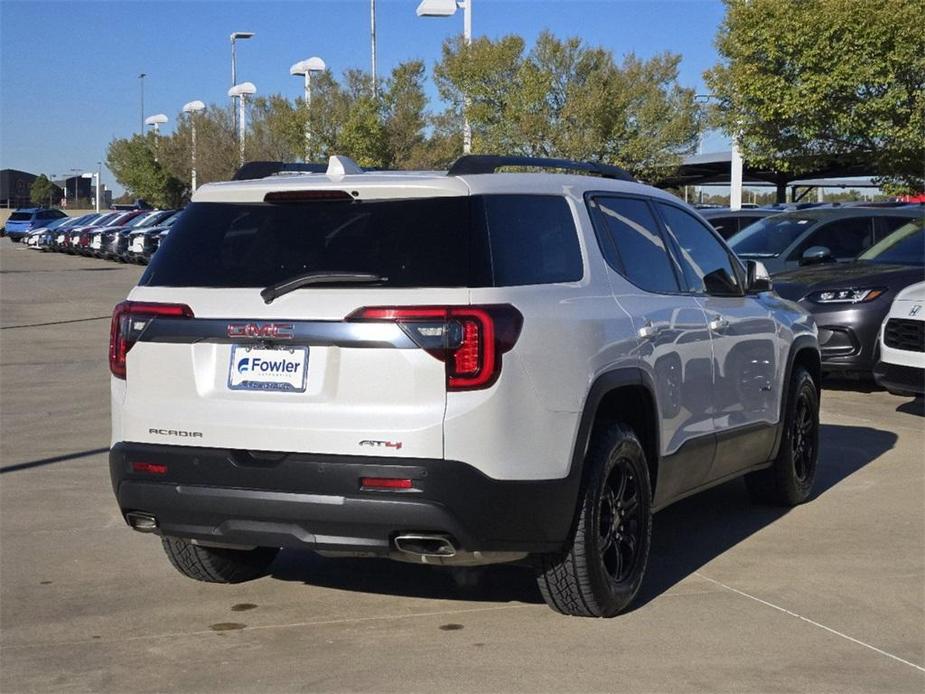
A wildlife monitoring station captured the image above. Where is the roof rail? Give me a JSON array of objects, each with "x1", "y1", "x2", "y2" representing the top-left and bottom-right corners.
[
  {"x1": 446, "y1": 155, "x2": 636, "y2": 182},
  {"x1": 232, "y1": 161, "x2": 328, "y2": 181}
]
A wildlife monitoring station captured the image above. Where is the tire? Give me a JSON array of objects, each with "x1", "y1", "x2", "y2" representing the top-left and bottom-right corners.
[
  {"x1": 535, "y1": 422, "x2": 653, "y2": 617},
  {"x1": 161, "y1": 536, "x2": 279, "y2": 583},
  {"x1": 746, "y1": 366, "x2": 819, "y2": 506}
]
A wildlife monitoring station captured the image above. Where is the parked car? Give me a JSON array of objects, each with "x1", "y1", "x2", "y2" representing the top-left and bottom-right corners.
[
  {"x1": 23, "y1": 216, "x2": 73, "y2": 248},
  {"x1": 44, "y1": 213, "x2": 103, "y2": 251},
  {"x1": 699, "y1": 207, "x2": 782, "y2": 240},
  {"x1": 72, "y1": 211, "x2": 145, "y2": 255},
  {"x1": 873, "y1": 281, "x2": 925, "y2": 396},
  {"x1": 3, "y1": 208, "x2": 68, "y2": 241},
  {"x1": 727, "y1": 207, "x2": 922, "y2": 275},
  {"x1": 773, "y1": 218, "x2": 925, "y2": 375},
  {"x1": 58, "y1": 212, "x2": 121, "y2": 252},
  {"x1": 125, "y1": 211, "x2": 182, "y2": 263},
  {"x1": 109, "y1": 154, "x2": 820, "y2": 618},
  {"x1": 93, "y1": 210, "x2": 176, "y2": 260}
]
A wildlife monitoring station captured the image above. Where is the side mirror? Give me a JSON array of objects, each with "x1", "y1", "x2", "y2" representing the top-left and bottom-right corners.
[
  {"x1": 746, "y1": 260, "x2": 772, "y2": 293},
  {"x1": 800, "y1": 245, "x2": 834, "y2": 266}
]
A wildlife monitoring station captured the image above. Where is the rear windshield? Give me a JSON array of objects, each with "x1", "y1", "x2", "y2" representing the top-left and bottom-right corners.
[
  {"x1": 728, "y1": 216, "x2": 815, "y2": 256},
  {"x1": 9, "y1": 212, "x2": 32, "y2": 221},
  {"x1": 141, "y1": 195, "x2": 582, "y2": 289}
]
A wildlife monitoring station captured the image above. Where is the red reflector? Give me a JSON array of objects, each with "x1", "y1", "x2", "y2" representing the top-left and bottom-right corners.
[
  {"x1": 131, "y1": 462, "x2": 168, "y2": 475},
  {"x1": 360, "y1": 477, "x2": 413, "y2": 490},
  {"x1": 264, "y1": 190, "x2": 354, "y2": 203}
]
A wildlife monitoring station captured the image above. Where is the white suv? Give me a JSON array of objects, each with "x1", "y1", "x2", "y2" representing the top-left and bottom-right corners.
[
  {"x1": 874, "y1": 281, "x2": 925, "y2": 396},
  {"x1": 109, "y1": 155, "x2": 821, "y2": 617}
]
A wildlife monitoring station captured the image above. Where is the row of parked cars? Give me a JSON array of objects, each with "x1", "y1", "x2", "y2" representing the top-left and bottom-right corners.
[
  {"x1": 701, "y1": 203, "x2": 924, "y2": 393},
  {"x1": 8, "y1": 208, "x2": 181, "y2": 264}
]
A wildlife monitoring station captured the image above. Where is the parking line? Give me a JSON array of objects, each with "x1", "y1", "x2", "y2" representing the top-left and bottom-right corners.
[{"x1": 694, "y1": 572, "x2": 925, "y2": 673}]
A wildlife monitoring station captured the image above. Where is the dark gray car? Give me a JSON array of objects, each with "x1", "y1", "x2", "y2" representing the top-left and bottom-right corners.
[
  {"x1": 773, "y1": 219, "x2": 925, "y2": 374},
  {"x1": 728, "y1": 207, "x2": 922, "y2": 275}
]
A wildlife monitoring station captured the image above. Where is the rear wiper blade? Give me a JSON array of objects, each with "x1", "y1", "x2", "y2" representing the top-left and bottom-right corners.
[{"x1": 261, "y1": 271, "x2": 387, "y2": 304}]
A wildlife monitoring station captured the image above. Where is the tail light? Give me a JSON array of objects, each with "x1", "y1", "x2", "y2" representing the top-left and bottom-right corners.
[
  {"x1": 109, "y1": 301, "x2": 194, "y2": 379},
  {"x1": 347, "y1": 305, "x2": 523, "y2": 391}
]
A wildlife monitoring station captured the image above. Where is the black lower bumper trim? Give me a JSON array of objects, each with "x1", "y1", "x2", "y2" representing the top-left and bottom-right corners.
[
  {"x1": 110, "y1": 443, "x2": 579, "y2": 554},
  {"x1": 873, "y1": 361, "x2": 925, "y2": 396}
]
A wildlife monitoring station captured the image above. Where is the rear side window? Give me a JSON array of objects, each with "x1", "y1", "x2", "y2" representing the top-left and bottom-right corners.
[
  {"x1": 481, "y1": 195, "x2": 582, "y2": 286},
  {"x1": 143, "y1": 198, "x2": 475, "y2": 288},
  {"x1": 589, "y1": 196, "x2": 680, "y2": 293},
  {"x1": 789, "y1": 216, "x2": 874, "y2": 259},
  {"x1": 9, "y1": 213, "x2": 31, "y2": 221}
]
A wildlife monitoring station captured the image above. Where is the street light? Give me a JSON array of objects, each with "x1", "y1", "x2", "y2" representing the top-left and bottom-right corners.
[
  {"x1": 182, "y1": 100, "x2": 206, "y2": 191},
  {"x1": 289, "y1": 57, "x2": 326, "y2": 105},
  {"x1": 228, "y1": 82, "x2": 256, "y2": 167},
  {"x1": 290, "y1": 58, "x2": 326, "y2": 161},
  {"x1": 230, "y1": 31, "x2": 254, "y2": 133},
  {"x1": 145, "y1": 114, "x2": 168, "y2": 162},
  {"x1": 416, "y1": 0, "x2": 472, "y2": 153},
  {"x1": 138, "y1": 73, "x2": 146, "y2": 136},
  {"x1": 81, "y1": 170, "x2": 100, "y2": 213}
]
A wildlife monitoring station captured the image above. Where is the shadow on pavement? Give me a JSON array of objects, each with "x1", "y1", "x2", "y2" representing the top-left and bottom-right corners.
[
  {"x1": 271, "y1": 423, "x2": 895, "y2": 608},
  {"x1": 896, "y1": 398, "x2": 924, "y2": 417},
  {"x1": 0, "y1": 447, "x2": 110, "y2": 474},
  {"x1": 634, "y1": 423, "x2": 896, "y2": 608}
]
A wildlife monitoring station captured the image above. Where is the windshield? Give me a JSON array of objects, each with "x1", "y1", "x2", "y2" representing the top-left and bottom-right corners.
[
  {"x1": 857, "y1": 220, "x2": 924, "y2": 265},
  {"x1": 728, "y1": 216, "x2": 816, "y2": 256}
]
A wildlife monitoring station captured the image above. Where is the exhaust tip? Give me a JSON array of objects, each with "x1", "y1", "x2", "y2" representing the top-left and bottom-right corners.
[
  {"x1": 125, "y1": 511, "x2": 158, "y2": 533},
  {"x1": 394, "y1": 534, "x2": 456, "y2": 558}
]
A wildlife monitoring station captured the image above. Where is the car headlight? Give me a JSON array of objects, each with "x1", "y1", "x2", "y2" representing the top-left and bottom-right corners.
[{"x1": 807, "y1": 288, "x2": 885, "y2": 304}]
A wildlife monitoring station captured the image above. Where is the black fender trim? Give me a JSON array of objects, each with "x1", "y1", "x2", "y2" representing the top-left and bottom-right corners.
[{"x1": 770, "y1": 335, "x2": 821, "y2": 460}]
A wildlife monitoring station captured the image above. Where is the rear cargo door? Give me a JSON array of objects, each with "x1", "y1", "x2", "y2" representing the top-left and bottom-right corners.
[{"x1": 112, "y1": 193, "x2": 474, "y2": 460}]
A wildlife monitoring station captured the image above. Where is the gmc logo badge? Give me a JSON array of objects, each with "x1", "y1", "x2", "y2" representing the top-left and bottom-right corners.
[{"x1": 227, "y1": 322, "x2": 294, "y2": 339}]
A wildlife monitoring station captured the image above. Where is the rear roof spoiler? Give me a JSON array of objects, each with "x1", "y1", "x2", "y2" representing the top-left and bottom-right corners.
[{"x1": 232, "y1": 161, "x2": 329, "y2": 181}]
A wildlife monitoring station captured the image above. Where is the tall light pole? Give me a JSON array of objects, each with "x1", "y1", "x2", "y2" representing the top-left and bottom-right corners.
[
  {"x1": 416, "y1": 0, "x2": 472, "y2": 153},
  {"x1": 182, "y1": 100, "x2": 206, "y2": 192},
  {"x1": 138, "y1": 73, "x2": 146, "y2": 136},
  {"x1": 370, "y1": 0, "x2": 377, "y2": 97},
  {"x1": 96, "y1": 162, "x2": 102, "y2": 212},
  {"x1": 290, "y1": 58, "x2": 325, "y2": 160},
  {"x1": 230, "y1": 31, "x2": 254, "y2": 134},
  {"x1": 228, "y1": 82, "x2": 256, "y2": 167},
  {"x1": 144, "y1": 114, "x2": 168, "y2": 162},
  {"x1": 69, "y1": 168, "x2": 81, "y2": 208}
]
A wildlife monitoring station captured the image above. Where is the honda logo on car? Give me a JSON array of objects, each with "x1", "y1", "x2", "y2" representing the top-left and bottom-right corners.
[
  {"x1": 227, "y1": 322, "x2": 294, "y2": 339},
  {"x1": 237, "y1": 355, "x2": 302, "y2": 374}
]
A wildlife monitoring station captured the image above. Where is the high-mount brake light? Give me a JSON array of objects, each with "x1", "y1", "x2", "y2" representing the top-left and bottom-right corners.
[
  {"x1": 264, "y1": 190, "x2": 354, "y2": 203},
  {"x1": 347, "y1": 305, "x2": 522, "y2": 391},
  {"x1": 109, "y1": 301, "x2": 194, "y2": 379}
]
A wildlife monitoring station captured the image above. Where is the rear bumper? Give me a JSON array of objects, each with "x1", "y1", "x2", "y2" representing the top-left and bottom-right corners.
[
  {"x1": 109, "y1": 442, "x2": 578, "y2": 555},
  {"x1": 873, "y1": 361, "x2": 925, "y2": 395}
]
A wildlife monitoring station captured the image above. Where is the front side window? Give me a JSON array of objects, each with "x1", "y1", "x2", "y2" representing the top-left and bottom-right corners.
[
  {"x1": 589, "y1": 196, "x2": 680, "y2": 293},
  {"x1": 656, "y1": 203, "x2": 742, "y2": 296}
]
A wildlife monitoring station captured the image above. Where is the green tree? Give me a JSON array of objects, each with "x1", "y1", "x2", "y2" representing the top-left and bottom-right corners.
[
  {"x1": 30, "y1": 175, "x2": 56, "y2": 207},
  {"x1": 382, "y1": 60, "x2": 429, "y2": 168},
  {"x1": 106, "y1": 134, "x2": 185, "y2": 208},
  {"x1": 434, "y1": 32, "x2": 701, "y2": 180},
  {"x1": 705, "y1": 0, "x2": 925, "y2": 194}
]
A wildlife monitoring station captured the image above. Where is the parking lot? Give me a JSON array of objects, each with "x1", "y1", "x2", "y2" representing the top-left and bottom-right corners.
[{"x1": 1, "y1": 238, "x2": 923, "y2": 693}]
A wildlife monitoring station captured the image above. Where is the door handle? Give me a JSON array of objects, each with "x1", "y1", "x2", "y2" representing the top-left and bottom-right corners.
[
  {"x1": 638, "y1": 321, "x2": 659, "y2": 339},
  {"x1": 709, "y1": 316, "x2": 729, "y2": 332}
]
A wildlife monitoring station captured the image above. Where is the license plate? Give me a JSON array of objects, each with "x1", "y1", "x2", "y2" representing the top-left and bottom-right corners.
[
  {"x1": 57, "y1": 235, "x2": 65, "y2": 243},
  {"x1": 227, "y1": 346, "x2": 308, "y2": 392},
  {"x1": 91, "y1": 237, "x2": 102, "y2": 249},
  {"x1": 132, "y1": 238, "x2": 143, "y2": 252}
]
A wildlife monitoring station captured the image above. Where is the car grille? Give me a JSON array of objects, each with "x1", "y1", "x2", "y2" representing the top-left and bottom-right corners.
[{"x1": 884, "y1": 318, "x2": 925, "y2": 353}]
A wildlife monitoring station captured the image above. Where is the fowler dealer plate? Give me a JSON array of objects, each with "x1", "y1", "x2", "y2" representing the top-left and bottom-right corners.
[{"x1": 227, "y1": 345, "x2": 308, "y2": 392}]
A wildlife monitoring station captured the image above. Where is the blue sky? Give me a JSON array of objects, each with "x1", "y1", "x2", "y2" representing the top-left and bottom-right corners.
[{"x1": 0, "y1": 0, "x2": 728, "y2": 192}]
